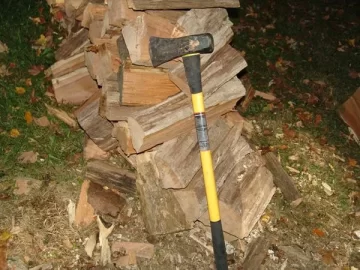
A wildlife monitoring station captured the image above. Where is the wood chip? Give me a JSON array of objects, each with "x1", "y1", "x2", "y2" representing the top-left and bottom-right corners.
[{"x1": 45, "y1": 103, "x2": 78, "y2": 128}]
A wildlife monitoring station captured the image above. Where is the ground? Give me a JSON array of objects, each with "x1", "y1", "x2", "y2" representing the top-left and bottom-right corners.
[{"x1": 0, "y1": 0, "x2": 359, "y2": 269}]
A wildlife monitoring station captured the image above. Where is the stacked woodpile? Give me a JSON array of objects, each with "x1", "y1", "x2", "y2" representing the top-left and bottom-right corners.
[{"x1": 47, "y1": 0, "x2": 279, "y2": 240}]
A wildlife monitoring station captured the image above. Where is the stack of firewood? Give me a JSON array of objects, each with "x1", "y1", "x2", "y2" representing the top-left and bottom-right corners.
[{"x1": 47, "y1": 0, "x2": 279, "y2": 240}]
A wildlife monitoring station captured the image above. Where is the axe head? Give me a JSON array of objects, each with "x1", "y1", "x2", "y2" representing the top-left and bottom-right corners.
[{"x1": 149, "y1": 33, "x2": 214, "y2": 67}]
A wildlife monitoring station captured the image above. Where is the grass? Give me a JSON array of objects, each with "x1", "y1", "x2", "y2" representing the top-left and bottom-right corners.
[{"x1": 0, "y1": 0, "x2": 84, "y2": 182}]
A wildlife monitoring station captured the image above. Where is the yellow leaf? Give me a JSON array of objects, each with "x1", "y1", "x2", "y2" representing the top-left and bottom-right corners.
[
  {"x1": 261, "y1": 214, "x2": 271, "y2": 223},
  {"x1": 24, "y1": 111, "x2": 33, "y2": 124},
  {"x1": 348, "y1": 39, "x2": 355, "y2": 47},
  {"x1": 15, "y1": 87, "x2": 26, "y2": 95},
  {"x1": 35, "y1": 34, "x2": 47, "y2": 47},
  {"x1": 0, "y1": 231, "x2": 11, "y2": 242},
  {"x1": 348, "y1": 158, "x2": 357, "y2": 167},
  {"x1": 10, "y1": 129, "x2": 20, "y2": 138},
  {"x1": 25, "y1": 78, "x2": 32, "y2": 86}
]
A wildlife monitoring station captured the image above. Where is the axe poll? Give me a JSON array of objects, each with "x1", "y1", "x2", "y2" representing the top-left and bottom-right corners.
[{"x1": 149, "y1": 34, "x2": 228, "y2": 270}]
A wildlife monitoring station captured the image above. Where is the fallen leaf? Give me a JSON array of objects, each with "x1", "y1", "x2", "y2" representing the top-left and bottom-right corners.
[
  {"x1": 13, "y1": 177, "x2": 42, "y2": 195},
  {"x1": 320, "y1": 250, "x2": 336, "y2": 265},
  {"x1": 245, "y1": 6, "x2": 258, "y2": 18},
  {"x1": 277, "y1": 144, "x2": 289, "y2": 150},
  {"x1": 348, "y1": 39, "x2": 355, "y2": 47},
  {"x1": 15, "y1": 87, "x2": 26, "y2": 95},
  {"x1": 322, "y1": 15, "x2": 330, "y2": 20},
  {"x1": 28, "y1": 65, "x2": 44, "y2": 76},
  {"x1": 314, "y1": 114, "x2": 322, "y2": 126},
  {"x1": 34, "y1": 116, "x2": 50, "y2": 127},
  {"x1": 10, "y1": 129, "x2": 20, "y2": 138},
  {"x1": 307, "y1": 94, "x2": 319, "y2": 105},
  {"x1": 25, "y1": 78, "x2": 32, "y2": 86},
  {"x1": 349, "y1": 70, "x2": 359, "y2": 79},
  {"x1": 348, "y1": 158, "x2": 357, "y2": 167},
  {"x1": 54, "y1": 10, "x2": 65, "y2": 21},
  {"x1": 24, "y1": 111, "x2": 33, "y2": 124},
  {"x1": 263, "y1": 129, "x2": 273, "y2": 136},
  {"x1": 0, "y1": 65, "x2": 11, "y2": 77},
  {"x1": 0, "y1": 193, "x2": 10, "y2": 200},
  {"x1": 282, "y1": 124, "x2": 297, "y2": 138},
  {"x1": 29, "y1": 17, "x2": 42, "y2": 24},
  {"x1": 35, "y1": 34, "x2": 47, "y2": 47},
  {"x1": 319, "y1": 136, "x2": 327, "y2": 146},
  {"x1": 0, "y1": 41, "x2": 8, "y2": 53},
  {"x1": 312, "y1": 228, "x2": 325, "y2": 237},
  {"x1": 302, "y1": 79, "x2": 310, "y2": 85},
  {"x1": 17, "y1": 151, "x2": 38, "y2": 164},
  {"x1": 9, "y1": 62, "x2": 16, "y2": 68},
  {"x1": 30, "y1": 89, "x2": 39, "y2": 104},
  {"x1": 0, "y1": 231, "x2": 11, "y2": 269},
  {"x1": 322, "y1": 182, "x2": 334, "y2": 196}
]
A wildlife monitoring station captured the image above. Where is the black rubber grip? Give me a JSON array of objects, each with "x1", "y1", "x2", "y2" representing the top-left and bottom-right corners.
[
  {"x1": 211, "y1": 221, "x2": 228, "y2": 270},
  {"x1": 183, "y1": 54, "x2": 202, "y2": 94}
]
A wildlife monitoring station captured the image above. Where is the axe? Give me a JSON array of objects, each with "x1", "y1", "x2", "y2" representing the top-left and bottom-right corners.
[{"x1": 149, "y1": 34, "x2": 228, "y2": 270}]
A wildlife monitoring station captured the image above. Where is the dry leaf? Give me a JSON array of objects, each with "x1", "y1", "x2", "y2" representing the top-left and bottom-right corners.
[
  {"x1": 10, "y1": 129, "x2": 20, "y2": 138},
  {"x1": 15, "y1": 87, "x2": 26, "y2": 95},
  {"x1": 348, "y1": 39, "x2": 355, "y2": 47},
  {"x1": 312, "y1": 228, "x2": 325, "y2": 237},
  {"x1": 0, "y1": 64, "x2": 11, "y2": 77},
  {"x1": 17, "y1": 151, "x2": 38, "y2": 164},
  {"x1": 24, "y1": 111, "x2": 33, "y2": 124},
  {"x1": 0, "y1": 41, "x2": 8, "y2": 53},
  {"x1": 322, "y1": 15, "x2": 330, "y2": 20},
  {"x1": 34, "y1": 116, "x2": 50, "y2": 127},
  {"x1": 283, "y1": 124, "x2": 297, "y2": 138},
  {"x1": 28, "y1": 65, "x2": 44, "y2": 76},
  {"x1": 35, "y1": 34, "x2": 47, "y2": 47},
  {"x1": 348, "y1": 158, "x2": 357, "y2": 167},
  {"x1": 25, "y1": 78, "x2": 32, "y2": 86},
  {"x1": 320, "y1": 250, "x2": 336, "y2": 265},
  {"x1": 349, "y1": 70, "x2": 359, "y2": 79},
  {"x1": 29, "y1": 17, "x2": 45, "y2": 24}
]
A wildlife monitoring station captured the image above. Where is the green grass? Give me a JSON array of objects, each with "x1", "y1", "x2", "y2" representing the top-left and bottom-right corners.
[{"x1": 0, "y1": 0, "x2": 84, "y2": 181}]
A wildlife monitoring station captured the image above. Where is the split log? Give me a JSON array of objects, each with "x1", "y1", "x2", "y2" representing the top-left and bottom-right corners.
[
  {"x1": 86, "y1": 160, "x2": 136, "y2": 194},
  {"x1": 119, "y1": 66, "x2": 180, "y2": 105},
  {"x1": 116, "y1": 147, "x2": 137, "y2": 169},
  {"x1": 242, "y1": 237, "x2": 270, "y2": 270},
  {"x1": 170, "y1": 45, "x2": 247, "y2": 97},
  {"x1": 145, "y1": 10, "x2": 186, "y2": 25},
  {"x1": 87, "y1": 181, "x2": 127, "y2": 217},
  {"x1": 199, "y1": 159, "x2": 275, "y2": 239},
  {"x1": 108, "y1": 0, "x2": 140, "y2": 27},
  {"x1": 55, "y1": 28, "x2": 90, "y2": 60},
  {"x1": 75, "y1": 91, "x2": 118, "y2": 151},
  {"x1": 81, "y1": 3, "x2": 108, "y2": 28},
  {"x1": 128, "y1": 76, "x2": 246, "y2": 153},
  {"x1": 155, "y1": 118, "x2": 231, "y2": 189},
  {"x1": 97, "y1": 42, "x2": 121, "y2": 85},
  {"x1": 136, "y1": 152, "x2": 191, "y2": 235},
  {"x1": 112, "y1": 121, "x2": 136, "y2": 155},
  {"x1": 122, "y1": 13, "x2": 185, "y2": 67},
  {"x1": 128, "y1": 0, "x2": 240, "y2": 10},
  {"x1": 223, "y1": 111, "x2": 254, "y2": 138},
  {"x1": 83, "y1": 136, "x2": 110, "y2": 161},
  {"x1": 263, "y1": 152, "x2": 303, "y2": 207},
  {"x1": 48, "y1": 52, "x2": 85, "y2": 78},
  {"x1": 84, "y1": 46, "x2": 101, "y2": 80},
  {"x1": 173, "y1": 124, "x2": 254, "y2": 222},
  {"x1": 52, "y1": 67, "x2": 99, "y2": 105},
  {"x1": 99, "y1": 79, "x2": 146, "y2": 121},
  {"x1": 339, "y1": 87, "x2": 360, "y2": 140}
]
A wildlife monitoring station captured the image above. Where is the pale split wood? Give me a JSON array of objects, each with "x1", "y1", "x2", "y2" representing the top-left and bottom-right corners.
[
  {"x1": 112, "y1": 121, "x2": 137, "y2": 155},
  {"x1": 198, "y1": 152, "x2": 276, "y2": 239},
  {"x1": 81, "y1": 3, "x2": 108, "y2": 28},
  {"x1": 45, "y1": 103, "x2": 78, "y2": 128},
  {"x1": 83, "y1": 135, "x2": 110, "y2": 161},
  {"x1": 75, "y1": 91, "x2": 118, "y2": 151},
  {"x1": 99, "y1": 79, "x2": 146, "y2": 121},
  {"x1": 107, "y1": 0, "x2": 140, "y2": 27},
  {"x1": 128, "y1": 77, "x2": 246, "y2": 153},
  {"x1": 170, "y1": 44, "x2": 247, "y2": 97},
  {"x1": 121, "y1": 12, "x2": 185, "y2": 67},
  {"x1": 136, "y1": 152, "x2": 191, "y2": 235},
  {"x1": 119, "y1": 66, "x2": 180, "y2": 105},
  {"x1": 155, "y1": 118, "x2": 231, "y2": 189},
  {"x1": 86, "y1": 160, "x2": 136, "y2": 194},
  {"x1": 129, "y1": 0, "x2": 240, "y2": 10},
  {"x1": 145, "y1": 10, "x2": 187, "y2": 25},
  {"x1": 52, "y1": 67, "x2": 99, "y2": 105},
  {"x1": 49, "y1": 52, "x2": 85, "y2": 78}
]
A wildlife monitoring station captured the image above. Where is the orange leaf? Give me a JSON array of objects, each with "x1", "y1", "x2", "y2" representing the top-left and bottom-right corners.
[
  {"x1": 9, "y1": 129, "x2": 20, "y2": 138},
  {"x1": 24, "y1": 111, "x2": 33, "y2": 124},
  {"x1": 283, "y1": 124, "x2": 297, "y2": 138},
  {"x1": 15, "y1": 87, "x2": 26, "y2": 95},
  {"x1": 348, "y1": 158, "x2": 357, "y2": 167},
  {"x1": 312, "y1": 228, "x2": 325, "y2": 237}
]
